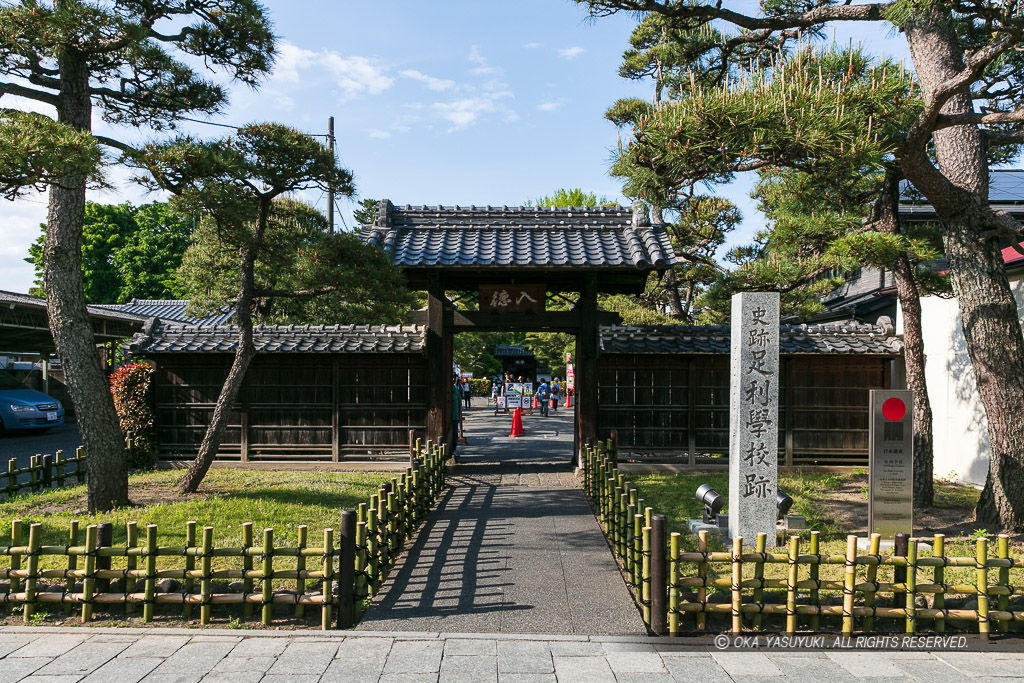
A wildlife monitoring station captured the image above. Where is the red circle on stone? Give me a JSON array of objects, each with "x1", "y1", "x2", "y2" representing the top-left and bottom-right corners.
[{"x1": 882, "y1": 398, "x2": 906, "y2": 421}]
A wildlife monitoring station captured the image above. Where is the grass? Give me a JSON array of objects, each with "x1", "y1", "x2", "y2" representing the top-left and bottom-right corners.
[{"x1": 0, "y1": 469, "x2": 391, "y2": 548}]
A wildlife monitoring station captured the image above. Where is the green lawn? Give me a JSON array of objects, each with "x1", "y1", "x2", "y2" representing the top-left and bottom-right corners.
[{"x1": 0, "y1": 469, "x2": 391, "y2": 551}]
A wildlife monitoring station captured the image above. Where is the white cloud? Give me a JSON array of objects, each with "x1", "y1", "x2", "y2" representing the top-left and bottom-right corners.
[
  {"x1": 273, "y1": 40, "x2": 393, "y2": 101},
  {"x1": 558, "y1": 46, "x2": 585, "y2": 59},
  {"x1": 468, "y1": 45, "x2": 487, "y2": 65},
  {"x1": 368, "y1": 128, "x2": 392, "y2": 139},
  {"x1": 537, "y1": 100, "x2": 564, "y2": 112},
  {"x1": 523, "y1": 42, "x2": 542, "y2": 49},
  {"x1": 431, "y1": 91, "x2": 515, "y2": 132},
  {"x1": 400, "y1": 69, "x2": 455, "y2": 92}
]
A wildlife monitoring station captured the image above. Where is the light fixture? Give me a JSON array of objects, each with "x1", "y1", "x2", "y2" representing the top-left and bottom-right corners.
[
  {"x1": 776, "y1": 488, "x2": 794, "y2": 518},
  {"x1": 696, "y1": 484, "x2": 724, "y2": 524}
]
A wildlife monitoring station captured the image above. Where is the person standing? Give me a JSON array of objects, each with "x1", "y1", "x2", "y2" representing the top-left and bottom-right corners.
[
  {"x1": 551, "y1": 377, "x2": 561, "y2": 411},
  {"x1": 451, "y1": 375, "x2": 462, "y2": 454},
  {"x1": 462, "y1": 376, "x2": 472, "y2": 410},
  {"x1": 535, "y1": 379, "x2": 550, "y2": 417}
]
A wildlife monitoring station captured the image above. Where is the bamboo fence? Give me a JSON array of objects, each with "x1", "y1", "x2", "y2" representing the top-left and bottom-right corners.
[
  {"x1": 4, "y1": 448, "x2": 86, "y2": 500},
  {"x1": 583, "y1": 441, "x2": 1023, "y2": 637},
  {"x1": 0, "y1": 440, "x2": 448, "y2": 629}
]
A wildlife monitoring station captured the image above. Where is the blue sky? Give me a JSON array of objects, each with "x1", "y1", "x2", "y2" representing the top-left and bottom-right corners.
[{"x1": 0, "y1": 1, "x2": 917, "y2": 294}]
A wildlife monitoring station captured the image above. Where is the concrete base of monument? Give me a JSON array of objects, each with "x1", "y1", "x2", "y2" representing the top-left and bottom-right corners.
[
  {"x1": 856, "y1": 536, "x2": 932, "y2": 552},
  {"x1": 687, "y1": 518, "x2": 729, "y2": 538}
]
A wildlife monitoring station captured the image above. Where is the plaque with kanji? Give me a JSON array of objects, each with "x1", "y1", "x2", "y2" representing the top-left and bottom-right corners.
[{"x1": 479, "y1": 285, "x2": 546, "y2": 314}]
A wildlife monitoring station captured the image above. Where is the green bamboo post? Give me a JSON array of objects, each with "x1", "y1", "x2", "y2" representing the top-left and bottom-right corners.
[
  {"x1": 808, "y1": 530, "x2": 820, "y2": 631},
  {"x1": 242, "y1": 522, "x2": 254, "y2": 619},
  {"x1": 64, "y1": 520, "x2": 79, "y2": 615},
  {"x1": 75, "y1": 446, "x2": 86, "y2": 484},
  {"x1": 645, "y1": 505, "x2": 653, "y2": 529},
  {"x1": 933, "y1": 534, "x2": 946, "y2": 632},
  {"x1": 786, "y1": 535, "x2": 799, "y2": 635},
  {"x1": 411, "y1": 467, "x2": 421, "y2": 527},
  {"x1": 402, "y1": 470, "x2": 413, "y2": 537},
  {"x1": 752, "y1": 533, "x2": 767, "y2": 632},
  {"x1": 29, "y1": 455, "x2": 39, "y2": 492},
  {"x1": 55, "y1": 449, "x2": 65, "y2": 487},
  {"x1": 355, "y1": 520, "x2": 368, "y2": 608},
  {"x1": 143, "y1": 524, "x2": 156, "y2": 623},
  {"x1": 842, "y1": 534, "x2": 857, "y2": 637},
  {"x1": 387, "y1": 489, "x2": 398, "y2": 555},
  {"x1": 201, "y1": 526, "x2": 214, "y2": 625},
  {"x1": 183, "y1": 521, "x2": 197, "y2": 619},
  {"x1": 997, "y1": 534, "x2": 1010, "y2": 633},
  {"x1": 633, "y1": 513, "x2": 643, "y2": 590},
  {"x1": 669, "y1": 531, "x2": 680, "y2": 636},
  {"x1": 296, "y1": 525, "x2": 308, "y2": 619},
  {"x1": 863, "y1": 533, "x2": 881, "y2": 632},
  {"x1": 261, "y1": 528, "x2": 274, "y2": 626},
  {"x1": 6, "y1": 459, "x2": 16, "y2": 498},
  {"x1": 697, "y1": 529, "x2": 708, "y2": 632},
  {"x1": 977, "y1": 536, "x2": 990, "y2": 640},
  {"x1": 377, "y1": 490, "x2": 390, "y2": 580},
  {"x1": 730, "y1": 536, "x2": 743, "y2": 634},
  {"x1": 82, "y1": 524, "x2": 98, "y2": 623},
  {"x1": 642, "y1": 524, "x2": 652, "y2": 626},
  {"x1": 22, "y1": 523, "x2": 41, "y2": 622},
  {"x1": 626, "y1": 503, "x2": 637, "y2": 581},
  {"x1": 620, "y1": 492, "x2": 630, "y2": 562},
  {"x1": 322, "y1": 528, "x2": 334, "y2": 630},
  {"x1": 612, "y1": 486, "x2": 622, "y2": 556},
  {"x1": 125, "y1": 521, "x2": 137, "y2": 615},
  {"x1": 366, "y1": 504, "x2": 380, "y2": 595},
  {"x1": 9, "y1": 519, "x2": 22, "y2": 593},
  {"x1": 906, "y1": 539, "x2": 918, "y2": 634}
]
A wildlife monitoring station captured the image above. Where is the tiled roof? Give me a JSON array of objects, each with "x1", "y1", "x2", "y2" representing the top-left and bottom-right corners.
[
  {"x1": 130, "y1": 324, "x2": 425, "y2": 354},
  {"x1": 362, "y1": 200, "x2": 676, "y2": 270},
  {"x1": 0, "y1": 290, "x2": 147, "y2": 324},
  {"x1": 493, "y1": 344, "x2": 534, "y2": 358},
  {"x1": 599, "y1": 320, "x2": 902, "y2": 356},
  {"x1": 94, "y1": 299, "x2": 234, "y2": 326}
]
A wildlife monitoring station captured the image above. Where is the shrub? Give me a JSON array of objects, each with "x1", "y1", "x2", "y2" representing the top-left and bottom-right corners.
[
  {"x1": 110, "y1": 362, "x2": 154, "y2": 468},
  {"x1": 468, "y1": 378, "x2": 491, "y2": 396}
]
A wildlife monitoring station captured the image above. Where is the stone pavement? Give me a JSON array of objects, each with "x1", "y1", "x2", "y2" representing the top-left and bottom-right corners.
[
  {"x1": 357, "y1": 407, "x2": 646, "y2": 635},
  {"x1": 3, "y1": 627, "x2": 1024, "y2": 682}
]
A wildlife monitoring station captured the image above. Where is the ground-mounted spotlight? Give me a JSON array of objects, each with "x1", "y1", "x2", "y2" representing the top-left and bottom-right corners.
[
  {"x1": 776, "y1": 488, "x2": 794, "y2": 518},
  {"x1": 696, "y1": 483, "x2": 724, "y2": 524}
]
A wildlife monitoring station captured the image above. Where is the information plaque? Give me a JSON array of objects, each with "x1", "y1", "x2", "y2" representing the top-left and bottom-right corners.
[{"x1": 868, "y1": 390, "x2": 914, "y2": 539}]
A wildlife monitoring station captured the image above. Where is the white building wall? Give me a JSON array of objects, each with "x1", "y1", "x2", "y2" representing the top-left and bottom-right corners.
[{"x1": 898, "y1": 273, "x2": 1024, "y2": 486}]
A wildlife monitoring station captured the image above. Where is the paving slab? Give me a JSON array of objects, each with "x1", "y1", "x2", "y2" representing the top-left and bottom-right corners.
[
  {"x1": 357, "y1": 409, "x2": 645, "y2": 636},
  {"x1": 79, "y1": 656, "x2": 163, "y2": 683}
]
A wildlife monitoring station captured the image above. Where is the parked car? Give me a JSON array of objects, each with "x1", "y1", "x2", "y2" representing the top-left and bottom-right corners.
[{"x1": 0, "y1": 369, "x2": 64, "y2": 435}]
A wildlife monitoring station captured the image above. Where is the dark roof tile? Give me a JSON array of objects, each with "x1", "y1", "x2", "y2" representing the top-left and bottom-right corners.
[{"x1": 131, "y1": 324, "x2": 425, "y2": 355}]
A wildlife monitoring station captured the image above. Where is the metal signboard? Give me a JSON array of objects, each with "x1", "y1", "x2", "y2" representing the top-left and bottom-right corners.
[{"x1": 868, "y1": 390, "x2": 914, "y2": 539}]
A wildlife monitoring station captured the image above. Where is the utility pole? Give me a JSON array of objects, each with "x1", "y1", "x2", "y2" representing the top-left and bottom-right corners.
[{"x1": 327, "y1": 116, "x2": 335, "y2": 233}]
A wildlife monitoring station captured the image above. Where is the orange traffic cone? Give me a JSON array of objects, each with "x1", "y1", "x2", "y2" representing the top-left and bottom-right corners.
[
  {"x1": 533, "y1": 396, "x2": 538, "y2": 409},
  {"x1": 566, "y1": 393, "x2": 572, "y2": 408},
  {"x1": 509, "y1": 407, "x2": 524, "y2": 437}
]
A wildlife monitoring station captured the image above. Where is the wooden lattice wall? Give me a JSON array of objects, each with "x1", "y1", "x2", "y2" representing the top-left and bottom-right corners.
[
  {"x1": 597, "y1": 354, "x2": 891, "y2": 466},
  {"x1": 152, "y1": 354, "x2": 427, "y2": 461}
]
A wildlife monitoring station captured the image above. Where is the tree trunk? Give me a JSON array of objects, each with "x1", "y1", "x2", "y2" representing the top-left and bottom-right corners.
[
  {"x1": 904, "y1": 13, "x2": 1024, "y2": 529},
  {"x1": 663, "y1": 269, "x2": 684, "y2": 316},
  {"x1": 876, "y1": 174, "x2": 935, "y2": 507},
  {"x1": 178, "y1": 242, "x2": 258, "y2": 494},
  {"x1": 46, "y1": 49, "x2": 128, "y2": 512}
]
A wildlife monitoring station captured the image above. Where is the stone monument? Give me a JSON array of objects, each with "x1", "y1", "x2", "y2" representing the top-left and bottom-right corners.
[{"x1": 728, "y1": 292, "x2": 780, "y2": 545}]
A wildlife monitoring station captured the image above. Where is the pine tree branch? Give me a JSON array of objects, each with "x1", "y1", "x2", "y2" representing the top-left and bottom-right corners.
[
  {"x1": 93, "y1": 135, "x2": 136, "y2": 154},
  {"x1": 986, "y1": 130, "x2": 1024, "y2": 145},
  {"x1": 0, "y1": 81, "x2": 59, "y2": 107},
  {"x1": 581, "y1": 1, "x2": 893, "y2": 27},
  {"x1": 935, "y1": 109, "x2": 1024, "y2": 129}
]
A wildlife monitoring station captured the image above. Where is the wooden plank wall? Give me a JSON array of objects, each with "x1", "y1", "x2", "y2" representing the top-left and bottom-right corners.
[
  {"x1": 597, "y1": 354, "x2": 889, "y2": 466},
  {"x1": 152, "y1": 354, "x2": 427, "y2": 461}
]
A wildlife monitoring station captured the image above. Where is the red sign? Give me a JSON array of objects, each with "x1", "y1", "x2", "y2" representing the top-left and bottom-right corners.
[
  {"x1": 479, "y1": 285, "x2": 546, "y2": 314},
  {"x1": 882, "y1": 397, "x2": 906, "y2": 421}
]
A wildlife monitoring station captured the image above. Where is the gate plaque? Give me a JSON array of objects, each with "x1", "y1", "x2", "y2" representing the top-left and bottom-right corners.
[
  {"x1": 480, "y1": 285, "x2": 545, "y2": 313},
  {"x1": 868, "y1": 390, "x2": 914, "y2": 539}
]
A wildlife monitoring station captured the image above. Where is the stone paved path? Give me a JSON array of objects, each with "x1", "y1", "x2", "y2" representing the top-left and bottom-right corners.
[
  {"x1": 2, "y1": 627, "x2": 1023, "y2": 682},
  {"x1": 356, "y1": 406, "x2": 646, "y2": 635}
]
